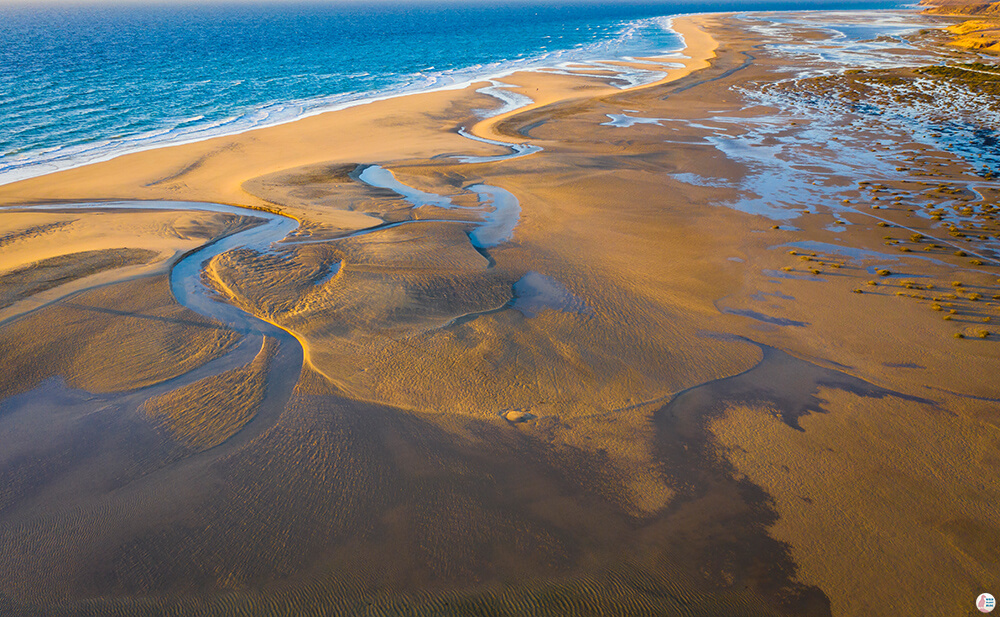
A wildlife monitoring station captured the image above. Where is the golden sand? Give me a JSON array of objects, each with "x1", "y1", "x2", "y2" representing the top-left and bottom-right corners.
[
  {"x1": 712, "y1": 390, "x2": 1000, "y2": 615},
  {"x1": 0, "y1": 275, "x2": 238, "y2": 398},
  {"x1": 922, "y1": 0, "x2": 1000, "y2": 50},
  {"x1": 0, "y1": 11, "x2": 998, "y2": 616}
]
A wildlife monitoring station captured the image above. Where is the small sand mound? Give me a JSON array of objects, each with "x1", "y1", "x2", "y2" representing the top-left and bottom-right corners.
[{"x1": 503, "y1": 410, "x2": 536, "y2": 423}]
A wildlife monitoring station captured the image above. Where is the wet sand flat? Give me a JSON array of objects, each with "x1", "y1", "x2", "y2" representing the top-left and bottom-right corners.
[{"x1": 0, "y1": 10, "x2": 998, "y2": 617}]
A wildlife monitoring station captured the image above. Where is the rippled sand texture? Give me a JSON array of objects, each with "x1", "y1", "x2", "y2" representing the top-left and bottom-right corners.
[
  {"x1": 142, "y1": 336, "x2": 279, "y2": 452},
  {"x1": 0, "y1": 274, "x2": 243, "y2": 398},
  {"x1": 1, "y1": 10, "x2": 999, "y2": 617}
]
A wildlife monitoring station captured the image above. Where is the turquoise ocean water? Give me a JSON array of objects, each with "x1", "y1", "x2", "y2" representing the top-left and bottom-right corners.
[{"x1": 0, "y1": 1, "x2": 902, "y2": 185}]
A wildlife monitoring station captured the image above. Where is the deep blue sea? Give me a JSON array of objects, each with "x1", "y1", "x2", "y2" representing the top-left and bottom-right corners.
[{"x1": 0, "y1": 0, "x2": 903, "y2": 185}]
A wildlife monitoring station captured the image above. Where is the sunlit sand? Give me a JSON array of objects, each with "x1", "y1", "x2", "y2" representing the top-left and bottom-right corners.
[{"x1": 0, "y1": 8, "x2": 998, "y2": 616}]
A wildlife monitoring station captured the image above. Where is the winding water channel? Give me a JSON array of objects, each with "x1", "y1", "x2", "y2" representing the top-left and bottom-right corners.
[
  {"x1": 0, "y1": 157, "x2": 527, "y2": 432},
  {"x1": 0, "y1": 84, "x2": 547, "y2": 447}
]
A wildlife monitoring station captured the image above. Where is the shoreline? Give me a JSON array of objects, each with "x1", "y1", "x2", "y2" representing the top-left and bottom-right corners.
[
  {"x1": 0, "y1": 12, "x2": 693, "y2": 191},
  {"x1": 0, "y1": 5, "x2": 924, "y2": 195},
  {"x1": 0, "y1": 14, "x2": 718, "y2": 214},
  {"x1": 467, "y1": 16, "x2": 717, "y2": 146},
  {"x1": 0, "y1": 6, "x2": 920, "y2": 196}
]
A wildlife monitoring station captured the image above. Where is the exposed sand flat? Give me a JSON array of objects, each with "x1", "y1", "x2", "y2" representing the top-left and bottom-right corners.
[
  {"x1": 0, "y1": 275, "x2": 239, "y2": 398},
  {"x1": 0, "y1": 208, "x2": 263, "y2": 323},
  {"x1": 0, "y1": 10, "x2": 999, "y2": 617},
  {"x1": 0, "y1": 248, "x2": 158, "y2": 309},
  {"x1": 713, "y1": 391, "x2": 1000, "y2": 615}
]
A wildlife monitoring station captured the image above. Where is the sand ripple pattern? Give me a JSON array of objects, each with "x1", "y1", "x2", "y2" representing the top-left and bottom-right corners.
[
  {"x1": 0, "y1": 248, "x2": 157, "y2": 309},
  {"x1": 142, "y1": 337, "x2": 279, "y2": 452}
]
